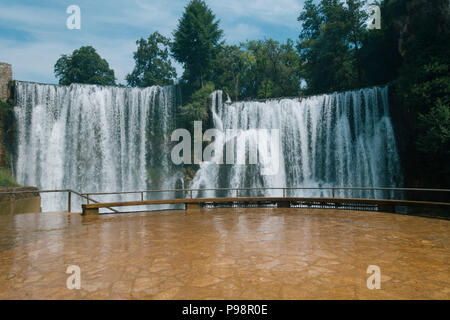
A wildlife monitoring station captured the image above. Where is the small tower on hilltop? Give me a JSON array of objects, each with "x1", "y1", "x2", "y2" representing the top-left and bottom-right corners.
[{"x1": 0, "y1": 62, "x2": 13, "y2": 102}]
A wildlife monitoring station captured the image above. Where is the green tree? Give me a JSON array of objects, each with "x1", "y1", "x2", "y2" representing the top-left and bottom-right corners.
[
  {"x1": 367, "y1": 0, "x2": 450, "y2": 188},
  {"x1": 386, "y1": 0, "x2": 450, "y2": 187},
  {"x1": 54, "y1": 46, "x2": 116, "y2": 85},
  {"x1": 212, "y1": 45, "x2": 245, "y2": 101},
  {"x1": 345, "y1": 0, "x2": 369, "y2": 83},
  {"x1": 417, "y1": 100, "x2": 450, "y2": 186},
  {"x1": 126, "y1": 31, "x2": 177, "y2": 87},
  {"x1": 241, "y1": 39, "x2": 301, "y2": 99},
  {"x1": 297, "y1": 0, "x2": 369, "y2": 94},
  {"x1": 178, "y1": 82, "x2": 215, "y2": 133},
  {"x1": 171, "y1": 0, "x2": 223, "y2": 91},
  {"x1": 213, "y1": 40, "x2": 300, "y2": 100},
  {"x1": 0, "y1": 95, "x2": 19, "y2": 186},
  {"x1": 358, "y1": 0, "x2": 402, "y2": 86}
]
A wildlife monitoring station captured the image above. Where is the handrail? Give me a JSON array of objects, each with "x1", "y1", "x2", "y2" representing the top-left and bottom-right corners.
[
  {"x1": 81, "y1": 186, "x2": 450, "y2": 197},
  {"x1": 70, "y1": 190, "x2": 119, "y2": 213},
  {"x1": 2, "y1": 186, "x2": 449, "y2": 196},
  {"x1": 0, "y1": 189, "x2": 71, "y2": 194},
  {"x1": 1, "y1": 187, "x2": 448, "y2": 214}
]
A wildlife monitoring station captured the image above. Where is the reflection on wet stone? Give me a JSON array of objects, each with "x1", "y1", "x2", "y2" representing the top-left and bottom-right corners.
[{"x1": 0, "y1": 208, "x2": 448, "y2": 299}]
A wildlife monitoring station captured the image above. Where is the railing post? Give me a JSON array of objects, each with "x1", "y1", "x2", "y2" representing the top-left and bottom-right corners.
[
  {"x1": 190, "y1": 190, "x2": 193, "y2": 199},
  {"x1": 332, "y1": 188, "x2": 335, "y2": 198},
  {"x1": 86, "y1": 194, "x2": 89, "y2": 205},
  {"x1": 67, "y1": 190, "x2": 71, "y2": 213},
  {"x1": 141, "y1": 192, "x2": 144, "y2": 202},
  {"x1": 283, "y1": 188, "x2": 286, "y2": 198},
  {"x1": 236, "y1": 189, "x2": 239, "y2": 198}
]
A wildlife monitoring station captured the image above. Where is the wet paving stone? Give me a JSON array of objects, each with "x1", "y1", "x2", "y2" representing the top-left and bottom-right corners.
[{"x1": 0, "y1": 208, "x2": 448, "y2": 299}]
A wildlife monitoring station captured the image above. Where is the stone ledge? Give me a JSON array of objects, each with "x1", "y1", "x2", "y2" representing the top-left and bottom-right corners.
[{"x1": 0, "y1": 186, "x2": 40, "y2": 201}]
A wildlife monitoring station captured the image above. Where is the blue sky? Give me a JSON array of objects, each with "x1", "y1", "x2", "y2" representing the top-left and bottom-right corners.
[{"x1": 0, "y1": 0, "x2": 305, "y2": 84}]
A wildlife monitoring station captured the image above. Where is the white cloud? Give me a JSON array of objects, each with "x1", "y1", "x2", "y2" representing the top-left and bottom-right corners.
[
  {"x1": 0, "y1": 0, "x2": 305, "y2": 84},
  {"x1": 0, "y1": 40, "x2": 71, "y2": 83},
  {"x1": 210, "y1": 0, "x2": 303, "y2": 28},
  {"x1": 0, "y1": 3, "x2": 63, "y2": 28},
  {"x1": 225, "y1": 23, "x2": 262, "y2": 43}
]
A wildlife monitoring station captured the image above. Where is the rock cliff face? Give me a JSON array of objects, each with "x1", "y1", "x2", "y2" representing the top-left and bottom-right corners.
[{"x1": 392, "y1": 0, "x2": 450, "y2": 57}]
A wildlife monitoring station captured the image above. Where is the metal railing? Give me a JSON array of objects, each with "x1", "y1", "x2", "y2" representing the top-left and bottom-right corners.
[
  {"x1": 1, "y1": 186, "x2": 449, "y2": 213},
  {"x1": 82, "y1": 186, "x2": 450, "y2": 201}
]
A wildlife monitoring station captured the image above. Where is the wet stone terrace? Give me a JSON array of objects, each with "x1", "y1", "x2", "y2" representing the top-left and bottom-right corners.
[{"x1": 0, "y1": 208, "x2": 448, "y2": 299}]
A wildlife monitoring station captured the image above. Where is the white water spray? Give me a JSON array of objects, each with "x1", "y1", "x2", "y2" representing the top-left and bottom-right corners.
[{"x1": 191, "y1": 86, "x2": 403, "y2": 199}]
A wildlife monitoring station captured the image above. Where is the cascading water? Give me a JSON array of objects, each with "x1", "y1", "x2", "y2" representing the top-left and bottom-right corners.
[
  {"x1": 13, "y1": 81, "x2": 402, "y2": 212},
  {"x1": 191, "y1": 86, "x2": 403, "y2": 199},
  {"x1": 13, "y1": 81, "x2": 183, "y2": 212}
]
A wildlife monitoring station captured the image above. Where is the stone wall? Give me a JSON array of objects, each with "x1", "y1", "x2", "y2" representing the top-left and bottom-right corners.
[
  {"x1": 0, "y1": 62, "x2": 12, "y2": 102},
  {"x1": 0, "y1": 187, "x2": 41, "y2": 214}
]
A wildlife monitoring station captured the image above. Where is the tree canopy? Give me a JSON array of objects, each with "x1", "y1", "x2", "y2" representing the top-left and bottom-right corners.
[
  {"x1": 54, "y1": 46, "x2": 116, "y2": 86},
  {"x1": 126, "y1": 32, "x2": 177, "y2": 87},
  {"x1": 297, "y1": 0, "x2": 368, "y2": 94},
  {"x1": 212, "y1": 40, "x2": 301, "y2": 100},
  {"x1": 171, "y1": 0, "x2": 223, "y2": 90}
]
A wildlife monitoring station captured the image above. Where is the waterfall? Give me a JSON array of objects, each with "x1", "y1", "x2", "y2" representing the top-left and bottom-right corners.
[
  {"x1": 13, "y1": 81, "x2": 402, "y2": 212},
  {"x1": 13, "y1": 81, "x2": 183, "y2": 212},
  {"x1": 190, "y1": 86, "x2": 403, "y2": 199}
]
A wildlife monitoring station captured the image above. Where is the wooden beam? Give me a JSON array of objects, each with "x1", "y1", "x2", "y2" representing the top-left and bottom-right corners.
[
  {"x1": 80, "y1": 196, "x2": 450, "y2": 213},
  {"x1": 81, "y1": 206, "x2": 99, "y2": 215}
]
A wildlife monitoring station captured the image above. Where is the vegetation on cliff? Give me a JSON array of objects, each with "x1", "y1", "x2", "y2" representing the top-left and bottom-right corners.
[
  {"x1": 0, "y1": 97, "x2": 19, "y2": 187},
  {"x1": 48, "y1": 0, "x2": 448, "y2": 188},
  {"x1": 54, "y1": 46, "x2": 116, "y2": 86},
  {"x1": 0, "y1": 168, "x2": 19, "y2": 187},
  {"x1": 297, "y1": 0, "x2": 449, "y2": 188},
  {"x1": 383, "y1": 0, "x2": 450, "y2": 188},
  {"x1": 126, "y1": 32, "x2": 177, "y2": 87}
]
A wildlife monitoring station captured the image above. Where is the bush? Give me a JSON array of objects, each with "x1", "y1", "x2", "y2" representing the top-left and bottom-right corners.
[{"x1": 0, "y1": 167, "x2": 19, "y2": 187}]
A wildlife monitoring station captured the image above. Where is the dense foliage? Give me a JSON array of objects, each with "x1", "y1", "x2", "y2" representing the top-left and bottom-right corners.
[
  {"x1": 178, "y1": 82, "x2": 215, "y2": 133},
  {"x1": 384, "y1": 0, "x2": 450, "y2": 188},
  {"x1": 296, "y1": 0, "x2": 450, "y2": 187},
  {"x1": 213, "y1": 40, "x2": 301, "y2": 100},
  {"x1": 126, "y1": 32, "x2": 177, "y2": 87},
  {"x1": 297, "y1": 0, "x2": 370, "y2": 94},
  {"x1": 50, "y1": 0, "x2": 448, "y2": 187},
  {"x1": 171, "y1": 0, "x2": 223, "y2": 92},
  {"x1": 54, "y1": 46, "x2": 116, "y2": 85},
  {"x1": 0, "y1": 97, "x2": 19, "y2": 187}
]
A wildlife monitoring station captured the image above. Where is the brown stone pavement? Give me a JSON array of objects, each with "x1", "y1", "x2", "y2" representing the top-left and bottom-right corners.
[{"x1": 0, "y1": 208, "x2": 448, "y2": 299}]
